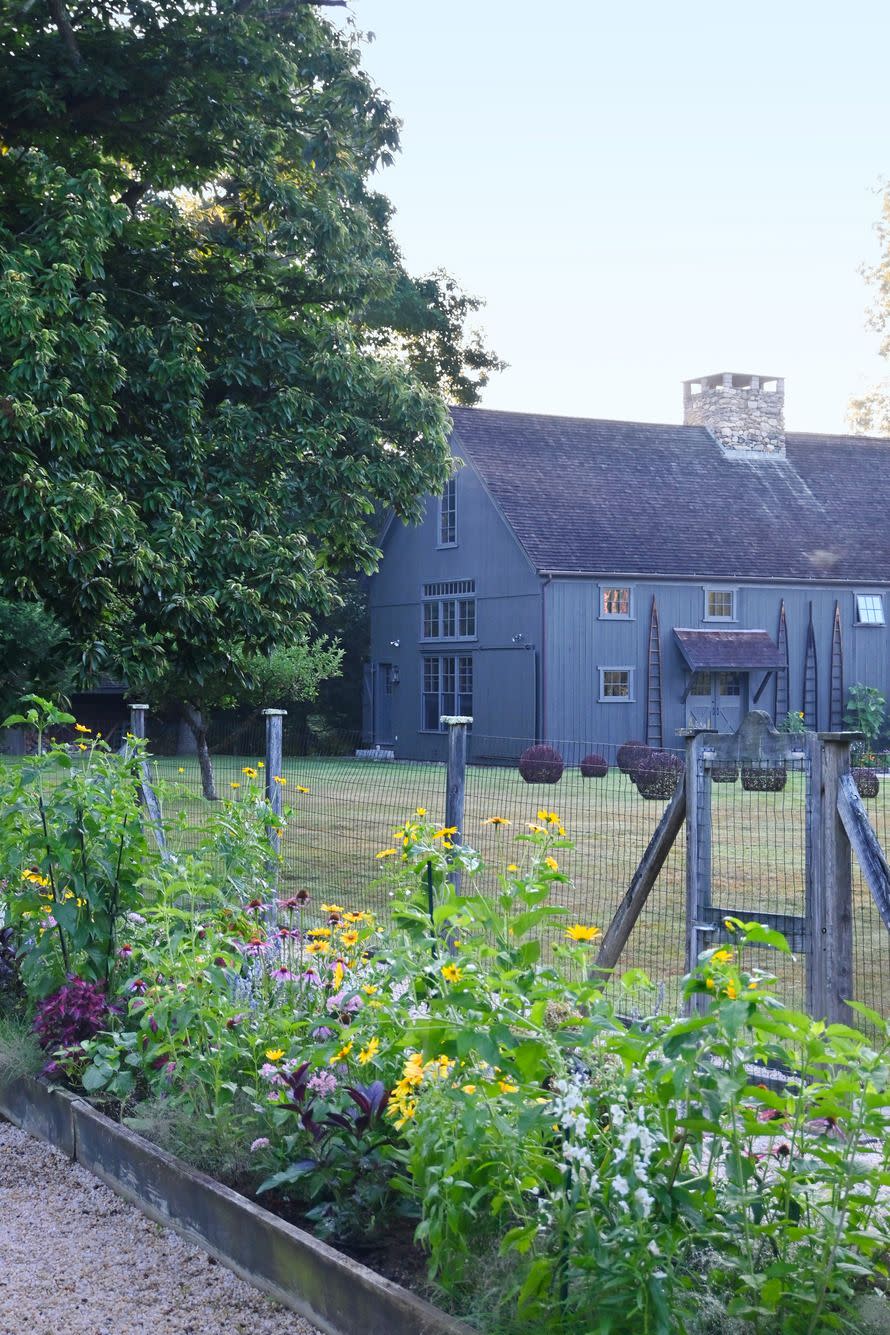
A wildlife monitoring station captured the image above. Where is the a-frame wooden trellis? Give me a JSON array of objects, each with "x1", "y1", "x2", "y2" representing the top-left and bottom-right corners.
[
  {"x1": 775, "y1": 600, "x2": 789, "y2": 723},
  {"x1": 645, "y1": 596, "x2": 664, "y2": 749},
  {"x1": 829, "y1": 601, "x2": 845, "y2": 731},
  {"x1": 803, "y1": 602, "x2": 818, "y2": 729}
]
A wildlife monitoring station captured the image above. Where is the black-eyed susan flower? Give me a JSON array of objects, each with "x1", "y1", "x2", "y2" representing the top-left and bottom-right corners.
[
  {"x1": 358, "y1": 1037, "x2": 380, "y2": 1065},
  {"x1": 230, "y1": 781, "x2": 240, "y2": 790},
  {"x1": 433, "y1": 826, "x2": 458, "y2": 840},
  {"x1": 482, "y1": 815, "x2": 510, "y2": 825},
  {"x1": 375, "y1": 848, "x2": 398, "y2": 859},
  {"x1": 242, "y1": 766, "x2": 257, "y2": 778},
  {"x1": 440, "y1": 962, "x2": 462, "y2": 983},
  {"x1": 265, "y1": 1047, "x2": 285, "y2": 1061},
  {"x1": 329, "y1": 1041, "x2": 353, "y2": 1065},
  {"x1": 272, "y1": 775, "x2": 287, "y2": 786},
  {"x1": 295, "y1": 785, "x2": 310, "y2": 794},
  {"x1": 74, "y1": 723, "x2": 91, "y2": 734},
  {"x1": 544, "y1": 856, "x2": 559, "y2": 871}
]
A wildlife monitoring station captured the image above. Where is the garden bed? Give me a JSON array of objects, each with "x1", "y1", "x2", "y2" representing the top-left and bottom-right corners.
[{"x1": 0, "y1": 1073, "x2": 473, "y2": 1335}]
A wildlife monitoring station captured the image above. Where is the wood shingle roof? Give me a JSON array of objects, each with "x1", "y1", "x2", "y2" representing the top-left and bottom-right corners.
[{"x1": 449, "y1": 406, "x2": 890, "y2": 583}]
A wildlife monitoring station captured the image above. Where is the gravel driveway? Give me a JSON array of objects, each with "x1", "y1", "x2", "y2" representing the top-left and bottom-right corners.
[{"x1": 0, "y1": 1119, "x2": 323, "y2": 1335}]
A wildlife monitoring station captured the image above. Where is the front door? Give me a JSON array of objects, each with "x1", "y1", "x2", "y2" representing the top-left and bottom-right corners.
[
  {"x1": 686, "y1": 671, "x2": 745, "y2": 733},
  {"x1": 372, "y1": 662, "x2": 395, "y2": 745}
]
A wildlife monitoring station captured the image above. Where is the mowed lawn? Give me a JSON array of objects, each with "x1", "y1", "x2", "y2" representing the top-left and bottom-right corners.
[{"x1": 151, "y1": 754, "x2": 890, "y2": 1021}]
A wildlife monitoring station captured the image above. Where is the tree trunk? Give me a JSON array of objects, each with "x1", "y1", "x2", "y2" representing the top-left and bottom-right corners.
[{"x1": 180, "y1": 704, "x2": 218, "y2": 800}]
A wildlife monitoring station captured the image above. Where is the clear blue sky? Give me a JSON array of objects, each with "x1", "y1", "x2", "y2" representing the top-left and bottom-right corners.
[{"x1": 339, "y1": 0, "x2": 890, "y2": 433}]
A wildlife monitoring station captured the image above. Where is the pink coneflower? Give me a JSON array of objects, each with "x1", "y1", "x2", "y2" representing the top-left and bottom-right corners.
[
  {"x1": 129, "y1": 978, "x2": 147, "y2": 995},
  {"x1": 226, "y1": 1013, "x2": 245, "y2": 1029},
  {"x1": 119, "y1": 944, "x2": 133, "y2": 959},
  {"x1": 246, "y1": 898, "x2": 268, "y2": 915},
  {"x1": 239, "y1": 936, "x2": 269, "y2": 957},
  {"x1": 270, "y1": 966, "x2": 296, "y2": 983}
]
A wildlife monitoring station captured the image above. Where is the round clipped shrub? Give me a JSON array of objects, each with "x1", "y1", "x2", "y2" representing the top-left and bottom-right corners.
[
  {"x1": 518, "y1": 744, "x2": 564, "y2": 785},
  {"x1": 741, "y1": 765, "x2": 787, "y2": 792},
  {"x1": 853, "y1": 766, "x2": 880, "y2": 799},
  {"x1": 616, "y1": 740, "x2": 650, "y2": 775},
  {"x1": 631, "y1": 750, "x2": 684, "y2": 800},
  {"x1": 579, "y1": 752, "x2": 609, "y2": 779},
  {"x1": 711, "y1": 765, "x2": 739, "y2": 784}
]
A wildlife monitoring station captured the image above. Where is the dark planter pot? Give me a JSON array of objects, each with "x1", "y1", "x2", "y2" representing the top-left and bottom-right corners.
[
  {"x1": 518, "y1": 745, "x2": 564, "y2": 785},
  {"x1": 711, "y1": 765, "x2": 739, "y2": 784},
  {"x1": 579, "y1": 753, "x2": 609, "y2": 779},
  {"x1": 631, "y1": 751, "x2": 684, "y2": 800},
  {"x1": 741, "y1": 765, "x2": 788, "y2": 792},
  {"x1": 617, "y1": 741, "x2": 650, "y2": 775},
  {"x1": 852, "y1": 767, "x2": 880, "y2": 799}
]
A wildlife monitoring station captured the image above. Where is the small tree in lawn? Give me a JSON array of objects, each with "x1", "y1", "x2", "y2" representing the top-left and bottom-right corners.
[{"x1": 0, "y1": 1, "x2": 502, "y2": 796}]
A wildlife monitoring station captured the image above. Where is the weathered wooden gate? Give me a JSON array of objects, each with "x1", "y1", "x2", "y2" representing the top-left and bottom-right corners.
[{"x1": 595, "y1": 710, "x2": 890, "y2": 1022}]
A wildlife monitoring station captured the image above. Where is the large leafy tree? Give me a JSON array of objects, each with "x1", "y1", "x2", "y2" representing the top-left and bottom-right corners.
[{"x1": 0, "y1": 0, "x2": 500, "y2": 791}]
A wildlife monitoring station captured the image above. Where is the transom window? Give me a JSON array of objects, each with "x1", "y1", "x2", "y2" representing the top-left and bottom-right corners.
[
  {"x1": 438, "y1": 477, "x2": 457, "y2": 546},
  {"x1": 704, "y1": 588, "x2": 735, "y2": 621},
  {"x1": 422, "y1": 655, "x2": 473, "y2": 730},
  {"x1": 422, "y1": 580, "x2": 476, "y2": 641},
  {"x1": 599, "y1": 667, "x2": 634, "y2": 701},
  {"x1": 855, "y1": 593, "x2": 885, "y2": 626},
  {"x1": 600, "y1": 586, "x2": 633, "y2": 618}
]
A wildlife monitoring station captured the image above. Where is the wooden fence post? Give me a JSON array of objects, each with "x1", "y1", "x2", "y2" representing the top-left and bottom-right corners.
[
  {"x1": 806, "y1": 731, "x2": 857, "y2": 1024},
  {"x1": 127, "y1": 703, "x2": 168, "y2": 860},
  {"x1": 263, "y1": 708, "x2": 287, "y2": 858},
  {"x1": 684, "y1": 728, "x2": 716, "y2": 1012},
  {"x1": 129, "y1": 703, "x2": 149, "y2": 741},
  {"x1": 442, "y1": 716, "x2": 471, "y2": 843}
]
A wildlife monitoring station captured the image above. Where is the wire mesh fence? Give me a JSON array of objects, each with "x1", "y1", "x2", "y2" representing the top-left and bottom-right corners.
[{"x1": 136, "y1": 717, "x2": 890, "y2": 1022}]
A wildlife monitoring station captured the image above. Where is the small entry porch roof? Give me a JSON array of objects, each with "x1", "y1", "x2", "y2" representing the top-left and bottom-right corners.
[{"x1": 673, "y1": 628, "x2": 786, "y2": 673}]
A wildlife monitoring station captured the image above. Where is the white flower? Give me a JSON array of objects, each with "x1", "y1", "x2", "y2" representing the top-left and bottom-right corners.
[
  {"x1": 612, "y1": 1174, "x2": 629, "y2": 1197},
  {"x1": 648, "y1": 1240, "x2": 660, "y2": 1256},
  {"x1": 633, "y1": 1186, "x2": 654, "y2": 1217}
]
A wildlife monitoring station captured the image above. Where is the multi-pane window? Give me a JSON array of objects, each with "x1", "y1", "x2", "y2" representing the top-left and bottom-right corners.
[
  {"x1": 438, "y1": 477, "x2": 457, "y2": 546},
  {"x1": 599, "y1": 667, "x2": 633, "y2": 700},
  {"x1": 689, "y1": 671, "x2": 711, "y2": 695},
  {"x1": 704, "y1": 588, "x2": 735, "y2": 620},
  {"x1": 601, "y1": 586, "x2": 632, "y2": 618},
  {"x1": 855, "y1": 593, "x2": 885, "y2": 626},
  {"x1": 422, "y1": 655, "x2": 473, "y2": 730},
  {"x1": 717, "y1": 671, "x2": 741, "y2": 696},
  {"x1": 422, "y1": 580, "x2": 476, "y2": 641}
]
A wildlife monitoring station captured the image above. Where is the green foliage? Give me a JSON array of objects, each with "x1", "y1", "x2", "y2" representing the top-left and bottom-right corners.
[
  {"x1": 845, "y1": 684, "x2": 886, "y2": 751},
  {"x1": 0, "y1": 1012, "x2": 43, "y2": 1082},
  {"x1": 0, "y1": 1, "x2": 500, "y2": 711},
  {"x1": 0, "y1": 598, "x2": 73, "y2": 720},
  {"x1": 777, "y1": 709, "x2": 807, "y2": 736}
]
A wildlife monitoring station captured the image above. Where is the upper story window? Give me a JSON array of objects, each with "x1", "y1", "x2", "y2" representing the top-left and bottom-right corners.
[
  {"x1": 600, "y1": 585, "x2": 633, "y2": 619},
  {"x1": 438, "y1": 477, "x2": 457, "y2": 546},
  {"x1": 704, "y1": 587, "x2": 736, "y2": 621},
  {"x1": 855, "y1": 592, "x2": 885, "y2": 626},
  {"x1": 422, "y1": 580, "x2": 476, "y2": 641}
]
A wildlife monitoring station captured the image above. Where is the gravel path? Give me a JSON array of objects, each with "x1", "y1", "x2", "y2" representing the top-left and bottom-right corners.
[{"x1": 0, "y1": 1119, "x2": 323, "y2": 1335}]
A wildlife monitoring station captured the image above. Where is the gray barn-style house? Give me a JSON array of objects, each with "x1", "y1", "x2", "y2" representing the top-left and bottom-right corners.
[{"x1": 366, "y1": 372, "x2": 890, "y2": 759}]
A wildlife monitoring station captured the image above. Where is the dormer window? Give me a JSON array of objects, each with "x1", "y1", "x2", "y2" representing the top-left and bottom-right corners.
[
  {"x1": 438, "y1": 477, "x2": 457, "y2": 546},
  {"x1": 855, "y1": 592, "x2": 885, "y2": 626}
]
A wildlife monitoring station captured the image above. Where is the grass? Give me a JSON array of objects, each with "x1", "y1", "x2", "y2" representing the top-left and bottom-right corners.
[
  {"x1": 0, "y1": 1011, "x2": 42, "y2": 1082},
  {"x1": 149, "y1": 753, "x2": 890, "y2": 1021}
]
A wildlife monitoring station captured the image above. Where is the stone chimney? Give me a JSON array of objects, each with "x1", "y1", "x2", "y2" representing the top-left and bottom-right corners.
[{"x1": 683, "y1": 371, "x2": 785, "y2": 455}]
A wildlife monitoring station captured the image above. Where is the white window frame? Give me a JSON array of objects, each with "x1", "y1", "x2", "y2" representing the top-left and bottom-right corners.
[
  {"x1": 437, "y1": 476, "x2": 457, "y2": 548},
  {"x1": 598, "y1": 666, "x2": 635, "y2": 702},
  {"x1": 703, "y1": 586, "x2": 737, "y2": 622},
  {"x1": 854, "y1": 591, "x2": 885, "y2": 627},
  {"x1": 598, "y1": 584, "x2": 635, "y2": 620},
  {"x1": 421, "y1": 653, "x2": 473, "y2": 731}
]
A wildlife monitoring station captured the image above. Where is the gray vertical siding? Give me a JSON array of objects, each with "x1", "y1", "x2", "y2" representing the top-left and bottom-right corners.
[
  {"x1": 369, "y1": 451, "x2": 543, "y2": 759},
  {"x1": 544, "y1": 579, "x2": 890, "y2": 753}
]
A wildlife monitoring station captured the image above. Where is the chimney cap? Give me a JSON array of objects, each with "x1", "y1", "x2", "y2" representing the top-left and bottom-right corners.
[{"x1": 683, "y1": 371, "x2": 782, "y2": 391}]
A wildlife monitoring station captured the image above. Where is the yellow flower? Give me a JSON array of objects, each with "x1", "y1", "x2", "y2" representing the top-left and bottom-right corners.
[
  {"x1": 526, "y1": 822, "x2": 545, "y2": 832},
  {"x1": 433, "y1": 826, "x2": 458, "y2": 840},
  {"x1": 258, "y1": 761, "x2": 264, "y2": 768},
  {"x1": 441, "y1": 962, "x2": 462, "y2": 983},
  {"x1": 306, "y1": 940, "x2": 331, "y2": 956},
  {"x1": 724, "y1": 982, "x2": 738, "y2": 1000},
  {"x1": 705, "y1": 977, "x2": 715, "y2": 990},
  {"x1": 273, "y1": 775, "x2": 287, "y2": 786},
  {"x1": 178, "y1": 766, "x2": 185, "y2": 773},
  {"x1": 332, "y1": 961, "x2": 345, "y2": 990},
  {"x1": 230, "y1": 782, "x2": 240, "y2": 790},
  {"x1": 536, "y1": 809, "x2": 550, "y2": 821},
  {"x1": 713, "y1": 948, "x2": 733, "y2": 963},
  {"x1": 275, "y1": 827, "x2": 285, "y2": 838},
  {"x1": 375, "y1": 848, "x2": 398, "y2": 859},
  {"x1": 329, "y1": 1041, "x2": 353, "y2": 1065},
  {"x1": 358, "y1": 1037, "x2": 380, "y2": 1065},
  {"x1": 747, "y1": 980, "x2": 758, "y2": 991},
  {"x1": 74, "y1": 723, "x2": 91, "y2": 734},
  {"x1": 242, "y1": 766, "x2": 257, "y2": 778},
  {"x1": 565, "y1": 923, "x2": 601, "y2": 943},
  {"x1": 362, "y1": 984, "x2": 378, "y2": 995},
  {"x1": 265, "y1": 1048, "x2": 285, "y2": 1061},
  {"x1": 296, "y1": 785, "x2": 310, "y2": 794},
  {"x1": 340, "y1": 930, "x2": 359, "y2": 948},
  {"x1": 78, "y1": 743, "x2": 88, "y2": 752},
  {"x1": 507, "y1": 863, "x2": 519, "y2": 873},
  {"x1": 344, "y1": 911, "x2": 370, "y2": 924},
  {"x1": 415, "y1": 807, "x2": 427, "y2": 816},
  {"x1": 462, "y1": 1084, "x2": 477, "y2": 1095},
  {"x1": 307, "y1": 927, "x2": 332, "y2": 938},
  {"x1": 498, "y1": 1080, "x2": 519, "y2": 1094},
  {"x1": 482, "y1": 816, "x2": 511, "y2": 826},
  {"x1": 544, "y1": 856, "x2": 559, "y2": 872},
  {"x1": 321, "y1": 903, "x2": 345, "y2": 915}
]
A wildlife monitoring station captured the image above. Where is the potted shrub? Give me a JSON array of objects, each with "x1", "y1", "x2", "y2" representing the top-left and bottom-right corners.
[
  {"x1": 711, "y1": 764, "x2": 739, "y2": 784},
  {"x1": 616, "y1": 740, "x2": 650, "y2": 775},
  {"x1": 741, "y1": 764, "x2": 788, "y2": 792},
  {"x1": 631, "y1": 750, "x2": 683, "y2": 800},
  {"x1": 852, "y1": 766, "x2": 880, "y2": 799},
  {"x1": 579, "y1": 753, "x2": 609, "y2": 779},
  {"x1": 518, "y1": 744, "x2": 564, "y2": 784}
]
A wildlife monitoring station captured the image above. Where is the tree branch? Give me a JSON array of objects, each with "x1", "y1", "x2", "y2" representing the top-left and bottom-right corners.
[{"x1": 47, "y1": 0, "x2": 82, "y2": 65}]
